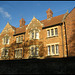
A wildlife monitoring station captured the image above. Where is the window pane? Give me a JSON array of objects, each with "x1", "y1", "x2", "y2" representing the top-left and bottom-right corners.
[
  {"x1": 15, "y1": 50, "x2": 18, "y2": 58},
  {"x1": 4, "y1": 37, "x2": 5, "y2": 44},
  {"x1": 48, "y1": 46, "x2": 50, "y2": 55},
  {"x1": 19, "y1": 36, "x2": 20, "y2": 42},
  {"x1": 51, "y1": 29, "x2": 54, "y2": 36},
  {"x1": 16, "y1": 37, "x2": 18, "y2": 43},
  {"x1": 52, "y1": 45, "x2": 54, "y2": 54},
  {"x1": 18, "y1": 49, "x2": 22, "y2": 58},
  {"x1": 56, "y1": 45, "x2": 59, "y2": 54},
  {"x1": 5, "y1": 49, "x2": 8, "y2": 56},
  {"x1": 47, "y1": 30, "x2": 50, "y2": 37},
  {"x1": 55, "y1": 28, "x2": 58, "y2": 35},
  {"x1": 31, "y1": 47, "x2": 34, "y2": 55},
  {"x1": 35, "y1": 32, "x2": 39, "y2": 39},
  {"x1": 2, "y1": 49, "x2": 5, "y2": 56},
  {"x1": 35, "y1": 47, "x2": 38, "y2": 55},
  {"x1": 6, "y1": 38, "x2": 9, "y2": 44},
  {"x1": 32, "y1": 32, "x2": 34, "y2": 39},
  {"x1": 21, "y1": 36, "x2": 23, "y2": 41}
]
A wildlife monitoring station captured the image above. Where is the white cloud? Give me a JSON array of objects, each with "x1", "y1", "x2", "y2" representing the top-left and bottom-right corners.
[{"x1": 0, "y1": 7, "x2": 12, "y2": 20}]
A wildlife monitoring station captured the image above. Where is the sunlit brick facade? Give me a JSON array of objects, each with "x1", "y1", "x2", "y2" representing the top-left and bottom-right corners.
[{"x1": 0, "y1": 7, "x2": 75, "y2": 60}]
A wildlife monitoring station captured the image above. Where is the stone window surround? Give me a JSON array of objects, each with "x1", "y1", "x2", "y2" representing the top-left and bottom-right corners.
[
  {"x1": 46, "y1": 42, "x2": 59, "y2": 56},
  {"x1": 15, "y1": 48, "x2": 23, "y2": 58},
  {"x1": 1, "y1": 48, "x2": 9, "y2": 57},
  {"x1": 16, "y1": 36, "x2": 23, "y2": 43},
  {"x1": 29, "y1": 45, "x2": 39, "y2": 56},
  {"x1": 29, "y1": 28, "x2": 40, "y2": 40},
  {"x1": 2, "y1": 35, "x2": 10, "y2": 45},
  {"x1": 46, "y1": 26, "x2": 58, "y2": 38}
]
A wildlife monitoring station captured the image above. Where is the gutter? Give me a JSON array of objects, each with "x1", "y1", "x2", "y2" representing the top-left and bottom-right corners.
[
  {"x1": 42, "y1": 23, "x2": 63, "y2": 29},
  {"x1": 13, "y1": 32, "x2": 25, "y2": 36}
]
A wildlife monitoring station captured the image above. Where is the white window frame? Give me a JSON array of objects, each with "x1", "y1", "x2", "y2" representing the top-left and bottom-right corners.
[
  {"x1": 1, "y1": 48, "x2": 9, "y2": 57},
  {"x1": 35, "y1": 32, "x2": 39, "y2": 39},
  {"x1": 3, "y1": 37, "x2": 9, "y2": 45},
  {"x1": 46, "y1": 43, "x2": 59, "y2": 56},
  {"x1": 15, "y1": 48, "x2": 22, "y2": 59},
  {"x1": 30, "y1": 45, "x2": 39, "y2": 57},
  {"x1": 48, "y1": 45, "x2": 50, "y2": 56},
  {"x1": 55, "y1": 28, "x2": 58, "y2": 36},
  {"x1": 47, "y1": 30, "x2": 50, "y2": 37},
  {"x1": 30, "y1": 30, "x2": 39, "y2": 40},
  {"x1": 55, "y1": 44, "x2": 59, "y2": 55},
  {"x1": 16, "y1": 37, "x2": 18, "y2": 43}
]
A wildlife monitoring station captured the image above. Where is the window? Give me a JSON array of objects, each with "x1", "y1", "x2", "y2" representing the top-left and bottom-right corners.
[
  {"x1": 21, "y1": 36, "x2": 23, "y2": 42},
  {"x1": 47, "y1": 43, "x2": 59, "y2": 55},
  {"x1": 32, "y1": 32, "x2": 34, "y2": 39},
  {"x1": 2, "y1": 49, "x2": 8, "y2": 57},
  {"x1": 3, "y1": 37, "x2": 9, "y2": 44},
  {"x1": 35, "y1": 32, "x2": 39, "y2": 39},
  {"x1": 35, "y1": 47, "x2": 38, "y2": 56},
  {"x1": 19, "y1": 36, "x2": 20, "y2": 42},
  {"x1": 55, "y1": 28, "x2": 58, "y2": 36},
  {"x1": 5, "y1": 49, "x2": 8, "y2": 56},
  {"x1": 6, "y1": 38, "x2": 9, "y2": 44},
  {"x1": 51, "y1": 29, "x2": 54, "y2": 36},
  {"x1": 4, "y1": 37, "x2": 5, "y2": 44},
  {"x1": 47, "y1": 28, "x2": 58, "y2": 37},
  {"x1": 16, "y1": 36, "x2": 23, "y2": 43},
  {"x1": 15, "y1": 49, "x2": 22, "y2": 59},
  {"x1": 30, "y1": 30, "x2": 39, "y2": 40},
  {"x1": 47, "y1": 30, "x2": 50, "y2": 37},
  {"x1": 30, "y1": 46, "x2": 39, "y2": 56},
  {"x1": 56, "y1": 45, "x2": 59, "y2": 54},
  {"x1": 52, "y1": 45, "x2": 54, "y2": 54},
  {"x1": 31, "y1": 47, "x2": 34, "y2": 55},
  {"x1": 48, "y1": 46, "x2": 50, "y2": 55},
  {"x1": 16, "y1": 37, "x2": 18, "y2": 43}
]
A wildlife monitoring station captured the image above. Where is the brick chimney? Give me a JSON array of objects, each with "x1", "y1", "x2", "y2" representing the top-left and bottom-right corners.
[
  {"x1": 19, "y1": 18, "x2": 26, "y2": 27},
  {"x1": 46, "y1": 8, "x2": 53, "y2": 19}
]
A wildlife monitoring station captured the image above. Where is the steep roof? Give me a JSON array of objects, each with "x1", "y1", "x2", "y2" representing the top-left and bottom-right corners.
[
  {"x1": 40, "y1": 14, "x2": 65, "y2": 27},
  {"x1": 15, "y1": 25, "x2": 28, "y2": 34},
  {"x1": 11, "y1": 25, "x2": 16, "y2": 30},
  {"x1": 14, "y1": 14, "x2": 65, "y2": 35}
]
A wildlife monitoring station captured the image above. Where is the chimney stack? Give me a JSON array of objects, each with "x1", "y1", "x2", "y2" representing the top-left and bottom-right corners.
[
  {"x1": 19, "y1": 18, "x2": 26, "y2": 27},
  {"x1": 46, "y1": 8, "x2": 53, "y2": 19}
]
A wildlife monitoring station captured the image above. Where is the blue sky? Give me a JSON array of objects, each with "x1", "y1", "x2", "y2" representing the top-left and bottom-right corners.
[{"x1": 0, "y1": 1, "x2": 75, "y2": 33}]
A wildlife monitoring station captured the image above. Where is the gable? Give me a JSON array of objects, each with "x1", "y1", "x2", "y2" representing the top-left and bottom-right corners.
[
  {"x1": 26, "y1": 16, "x2": 44, "y2": 30},
  {"x1": 1, "y1": 22, "x2": 15, "y2": 34},
  {"x1": 65, "y1": 7, "x2": 75, "y2": 20}
]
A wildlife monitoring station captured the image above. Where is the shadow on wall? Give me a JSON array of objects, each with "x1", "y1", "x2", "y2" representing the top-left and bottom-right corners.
[{"x1": 4, "y1": 39, "x2": 46, "y2": 60}]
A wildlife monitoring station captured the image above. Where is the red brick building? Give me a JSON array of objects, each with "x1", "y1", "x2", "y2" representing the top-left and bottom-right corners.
[{"x1": 0, "y1": 7, "x2": 75, "y2": 60}]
